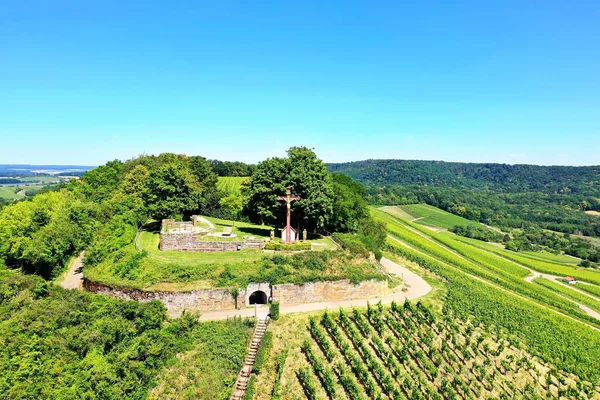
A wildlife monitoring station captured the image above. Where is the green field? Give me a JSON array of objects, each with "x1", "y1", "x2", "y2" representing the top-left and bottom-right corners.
[
  {"x1": 0, "y1": 186, "x2": 23, "y2": 200},
  {"x1": 371, "y1": 208, "x2": 600, "y2": 382},
  {"x1": 519, "y1": 250, "x2": 581, "y2": 265},
  {"x1": 452, "y1": 235, "x2": 600, "y2": 285},
  {"x1": 0, "y1": 181, "x2": 58, "y2": 200},
  {"x1": 252, "y1": 303, "x2": 597, "y2": 399},
  {"x1": 217, "y1": 176, "x2": 249, "y2": 194},
  {"x1": 380, "y1": 204, "x2": 481, "y2": 230}
]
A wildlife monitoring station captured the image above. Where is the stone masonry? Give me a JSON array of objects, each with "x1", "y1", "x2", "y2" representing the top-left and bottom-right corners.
[
  {"x1": 272, "y1": 279, "x2": 389, "y2": 305},
  {"x1": 84, "y1": 278, "x2": 391, "y2": 316},
  {"x1": 159, "y1": 232, "x2": 265, "y2": 252}
]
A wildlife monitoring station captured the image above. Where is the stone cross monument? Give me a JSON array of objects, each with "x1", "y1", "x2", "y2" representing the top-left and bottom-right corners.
[{"x1": 277, "y1": 187, "x2": 300, "y2": 243}]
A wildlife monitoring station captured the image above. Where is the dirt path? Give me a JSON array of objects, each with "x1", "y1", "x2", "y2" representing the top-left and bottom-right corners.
[
  {"x1": 197, "y1": 257, "x2": 432, "y2": 321},
  {"x1": 59, "y1": 252, "x2": 84, "y2": 290}
]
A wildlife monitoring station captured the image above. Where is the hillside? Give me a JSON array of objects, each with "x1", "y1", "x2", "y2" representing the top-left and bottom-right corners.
[
  {"x1": 380, "y1": 204, "x2": 481, "y2": 231},
  {"x1": 247, "y1": 210, "x2": 600, "y2": 398},
  {"x1": 327, "y1": 159, "x2": 600, "y2": 195},
  {"x1": 328, "y1": 159, "x2": 600, "y2": 239}
]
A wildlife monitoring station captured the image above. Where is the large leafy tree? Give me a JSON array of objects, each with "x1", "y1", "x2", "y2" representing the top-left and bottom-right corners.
[
  {"x1": 244, "y1": 147, "x2": 334, "y2": 232},
  {"x1": 143, "y1": 162, "x2": 216, "y2": 220},
  {"x1": 329, "y1": 173, "x2": 369, "y2": 232}
]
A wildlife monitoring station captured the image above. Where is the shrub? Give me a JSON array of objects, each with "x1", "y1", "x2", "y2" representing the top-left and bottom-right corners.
[
  {"x1": 252, "y1": 331, "x2": 273, "y2": 373},
  {"x1": 264, "y1": 242, "x2": 312, "y2": 251},
  {"x1": 270, "y1": 302, "x2": 280, "y2": 320},
  {"x1": 243, "y1": 375, "x2": 256, "y2": 400}
]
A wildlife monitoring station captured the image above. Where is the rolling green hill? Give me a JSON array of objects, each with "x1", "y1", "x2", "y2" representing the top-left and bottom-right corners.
[
  {"x1": 217, "y1": 176, "x2": 249, "y2": 195},
  {"x1": 380, "y1": 204, "x2": 482, "y2": 230}
]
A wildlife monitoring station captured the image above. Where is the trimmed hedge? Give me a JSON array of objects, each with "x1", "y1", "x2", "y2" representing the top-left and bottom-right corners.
[
  {"x1": 252, "y1": 331, "x2": 273, "y2": 373},
  {"x1": 270, "y1": 302, "x2": 280, "y2": 320},
  {"x1": 271, "y1": 349, "x2": 289, "y2": 399},
  {"x1": 242, "y1": 375, "x2": 256, "y2": 400},
  {"x1": 264, "y1": 242, "x2": 312, "y2": 251}
]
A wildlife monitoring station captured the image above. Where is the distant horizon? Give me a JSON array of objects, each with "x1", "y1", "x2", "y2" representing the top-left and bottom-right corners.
[{"x1": 1, "y1": 154, "x2": 599, "y2": 170}]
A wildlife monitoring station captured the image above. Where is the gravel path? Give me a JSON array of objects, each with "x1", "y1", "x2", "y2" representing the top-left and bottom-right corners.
[
  {"x1": 59, "y1": 252, "x2": 84, "y2": 290},
  {"x1": 197, "y1": 257, "x2": 432, "y2": 321}
]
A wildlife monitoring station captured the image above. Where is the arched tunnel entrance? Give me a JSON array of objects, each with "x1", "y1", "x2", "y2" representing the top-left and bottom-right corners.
[{"x1": 249, "y1": 290, "x2": 268, "y2": 305}]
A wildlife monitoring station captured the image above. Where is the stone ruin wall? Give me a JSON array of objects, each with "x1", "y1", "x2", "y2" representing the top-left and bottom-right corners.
[
  {"x1": 83, "y1": 279, "x2": 245, "y2": 317},
  {"x1": 84, "y1": 278, "x2": 391, "y2": 317},
  {"x1": 159, "y1": 232, "x2": 264, "y2": 252},
  {"x1": 272, "y1": 279, "x2": 390, "y2": 305}
]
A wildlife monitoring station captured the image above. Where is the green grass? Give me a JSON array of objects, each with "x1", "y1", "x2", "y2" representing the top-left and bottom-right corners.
[
  {"x1": 0, "y1": 186, "x2": 23, "y2": 200},
  {"x1": 0, "y1": 183, "x2": 55, "y2": 200},
  {"x1": 575, "y1": 283, "x2": 600, "y2": 298},
  {"x1": 381, "y1": 204, "x2": 481, "y2": 230},
  {"x1": 519, "y1": 250, "x2": 581, "y2": 265},
  {"x1": 453, "y1": 235, "x2": 600, "y2": 285},
  {"x1": 533, "y1": 277, "x2": 600, "y2": 314},
  {"x1": 86, "y1": 227, "x2": 382, "y2": 291},
  {"x1": 139, "y1": 230, "x2": 265, "y2": 266},
  {"x1": 148, "y1": 318, "x2": 253, "y2": 400},
  {"x1": 203, "y1": 216, "x2": 272, "y2": 239},
  {"x1": 217, "y1": 176, "x2": 249, "y2": 195}
]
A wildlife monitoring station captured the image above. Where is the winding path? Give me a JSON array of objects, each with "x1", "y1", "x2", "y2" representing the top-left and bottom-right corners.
[
  {"x1": 59, "y1": 252, "x2": 84, "y2": 290},
  {"x1": 197, "y1": 257, "x2": 432, "y2": 321}
]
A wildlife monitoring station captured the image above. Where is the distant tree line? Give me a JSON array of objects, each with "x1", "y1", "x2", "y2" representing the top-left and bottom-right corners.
[
  {"x1": 209, "y1": 160, "x2": 256, "y2": 177},
  {"x1": 328, "y1": 160, "x2": 600, "y2": 238}
]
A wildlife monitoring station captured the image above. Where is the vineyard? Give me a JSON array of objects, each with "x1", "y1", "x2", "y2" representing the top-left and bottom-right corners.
[{"x1": 266, "y1": 302, "x2": 600, "y2": 399}]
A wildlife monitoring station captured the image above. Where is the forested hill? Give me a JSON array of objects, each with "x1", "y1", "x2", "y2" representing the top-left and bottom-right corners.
[{"x1": 327, "y1": 160, "x2": 600, "y2": 195}]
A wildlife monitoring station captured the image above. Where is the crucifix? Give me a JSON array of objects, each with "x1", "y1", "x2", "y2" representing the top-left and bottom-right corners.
[{"x1": 277, "y1": 187, "x2": 301, "y2": 243}]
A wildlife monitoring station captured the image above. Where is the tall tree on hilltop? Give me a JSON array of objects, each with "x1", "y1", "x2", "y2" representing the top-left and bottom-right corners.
[
  {"x1": 244, "y1": 147, "x2": 334, "y2": 232},
  {"x1": 143, "y1": 160, "x2": 217, "y2": 220}
]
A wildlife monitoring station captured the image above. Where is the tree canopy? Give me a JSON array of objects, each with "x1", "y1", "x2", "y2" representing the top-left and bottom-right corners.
[{"x1": 244, "y1": 147, "x2": 335, "y2": 232}]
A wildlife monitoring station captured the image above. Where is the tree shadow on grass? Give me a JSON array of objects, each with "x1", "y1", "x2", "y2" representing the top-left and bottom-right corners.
[
  {"x1": 143, "y1": 221, "x2": 162, "y2": 233},
  {"x1": 236, "y1": 227, "x2": 272, "y2": 237}
]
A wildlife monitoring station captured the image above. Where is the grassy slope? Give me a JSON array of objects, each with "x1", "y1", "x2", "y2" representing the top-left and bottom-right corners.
[
  {"x1": 0, "y1": 186, "x2": 23, "y2": 200},
  {"x1": 533, "y1": 277, "x2": 600, "y2": 314},
  {"x1": 86, "y1": 216, "x2": 381, "y2": 291},
  {"x1": 453, "y1": 235, "x2": 600, "y2": 285},
  {"x1": 374, "y1": 210, "x2": 600, "y2": 381},
  {"x1": 217, "y1": 176, "x2": 249, "y2": 195},
  {"x1": 148, "y1": 318, "x2": 253, "y2": 400},
  {"x1": 382, "y1": 204, "x2": 481, "y2": 230}
]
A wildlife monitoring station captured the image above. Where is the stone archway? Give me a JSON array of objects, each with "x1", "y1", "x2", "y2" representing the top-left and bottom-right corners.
[{"x1": 249, "y1": 290, "x2": 268, "y2": 305}]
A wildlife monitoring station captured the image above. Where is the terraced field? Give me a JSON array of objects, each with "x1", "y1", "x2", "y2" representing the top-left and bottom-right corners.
[
  {"x1": 382, "y1": 204, "x2": 482, "y2": 230},
  {"x1": 254, "y1": 303, "x2": 599, "y2": 399},
  {"x1": 217, "y1": 176, "x2": 249, "y2": 194}
]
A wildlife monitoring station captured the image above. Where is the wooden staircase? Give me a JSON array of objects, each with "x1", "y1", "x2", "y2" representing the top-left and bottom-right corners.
[{"x1": 230, "y1": 317, "x2": 269, "y2": 400}]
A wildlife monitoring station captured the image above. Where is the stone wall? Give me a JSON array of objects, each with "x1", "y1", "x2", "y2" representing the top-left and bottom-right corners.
[
  {"x1": 84, "y1": 278, "x2": 390, "y2": 316},
  {"x1": 83, "y1": 279, "x2": 245, "y2": 316},
  {"x1": 272, "y1": 279, "x2": 389, "y2": 305},
  {"x1": 159, "y1": 232, "x2": 264, "y2": 252}
]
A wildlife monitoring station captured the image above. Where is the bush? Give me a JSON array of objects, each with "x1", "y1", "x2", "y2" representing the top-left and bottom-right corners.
[
  {"x1": 270, "y1": 302, "x2": 280, "y2": 320},
  {"x1": 243, "y1": 375, "x2": 256, "y2": 400},
  {"x1": 264, "y1": 242, "x2": 312, "y2": 251},
  {"x1": 333, "y1": 233, "x2": 370, "y2": 258},
  {"x1": 252, "y1": 331, "x2": 273, "y2": 373}
]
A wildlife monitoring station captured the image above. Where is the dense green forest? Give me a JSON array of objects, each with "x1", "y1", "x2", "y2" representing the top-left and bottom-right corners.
[
  {"x1": 328, "y1": 160, "x2": 600, "y2": 237},
  {"x1": 0, "y1": 269, "x2": 253, "y2": 399}
]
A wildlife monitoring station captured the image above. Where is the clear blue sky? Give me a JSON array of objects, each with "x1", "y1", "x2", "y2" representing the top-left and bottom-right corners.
[{"x1": 1, "y1": 1, "x2": 599, "y2": 166}]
